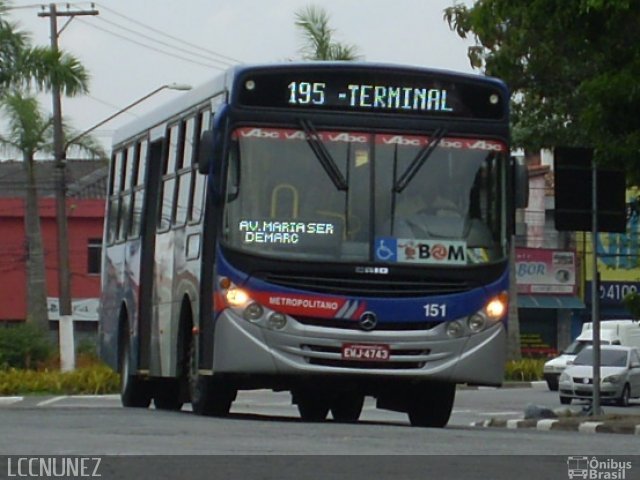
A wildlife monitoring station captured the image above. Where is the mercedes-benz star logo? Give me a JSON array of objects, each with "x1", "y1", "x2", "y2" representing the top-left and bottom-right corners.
[{"x1": 358, "y1": 312, "x2": 378, "y2": 331}]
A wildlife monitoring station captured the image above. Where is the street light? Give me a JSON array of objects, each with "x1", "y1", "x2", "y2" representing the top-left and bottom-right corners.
[
  {"x1": 56, "y1": 82, "x2": 192, "y2": 372},
  {"x1": 64, "y1": 83, "x2": 193, "y2": 149}
]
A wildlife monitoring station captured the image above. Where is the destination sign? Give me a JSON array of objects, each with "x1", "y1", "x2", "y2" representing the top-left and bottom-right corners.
[{"x1": 236, "y1": 67, "x2": 506, "y2": 120}]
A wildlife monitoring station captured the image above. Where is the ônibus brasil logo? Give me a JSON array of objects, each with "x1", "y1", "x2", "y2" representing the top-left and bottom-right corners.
[{"x1": 567, "y1": 456, "x2": 632, "y2": 480}]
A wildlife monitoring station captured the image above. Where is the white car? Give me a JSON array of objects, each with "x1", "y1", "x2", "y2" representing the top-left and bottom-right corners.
[
  {"x1": 543, "y1": 339, "x2": 591, "y2": 391},
  {"x1": 558, "y1": 345, "x2": 640, "y2": 406}
]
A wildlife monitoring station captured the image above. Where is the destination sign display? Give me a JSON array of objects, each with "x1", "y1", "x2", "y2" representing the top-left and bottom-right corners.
[{"x1": 236, "y1": 68, "x2": 506, "y2": 120}]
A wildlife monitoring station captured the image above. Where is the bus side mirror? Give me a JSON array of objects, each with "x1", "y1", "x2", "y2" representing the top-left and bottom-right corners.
[
  {"x1": 198, "y1": 104, "x2": 229, "y2": 175},
  {"x1": 514, "y1": 156, "x2": 529, "y2": 209}
]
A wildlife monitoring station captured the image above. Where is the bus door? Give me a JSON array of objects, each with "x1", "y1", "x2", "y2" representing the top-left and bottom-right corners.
[
  {"x1": 137, "y1": 135, "x2": 164, "y2": 372},
  {"x1": 151, "y1": 122, "x2": 181, "y2": 377}
]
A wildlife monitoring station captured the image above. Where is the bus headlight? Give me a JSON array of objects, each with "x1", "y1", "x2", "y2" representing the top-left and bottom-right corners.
[
  {"x1": 267, "y1": 312, "x2": 287, "y2": 330},
  {"x1": 226, "y1": 288, "x2": 249, "y2": 307},
  {"x1": 467, "y1": 313, "x2": 486, "y2": 333},
  {"x1": 485, "y1": 292, "x2": 508, "y2": 321},
  {"x1": 446, "y1": 320, "x2": 464, "y2": 338},
  {"x1": 243, "y1": 302, "x2": 264, "y2": 322}
]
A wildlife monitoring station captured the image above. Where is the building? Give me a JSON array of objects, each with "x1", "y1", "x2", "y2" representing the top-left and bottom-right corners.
[
  {"x1": 515, "y1": 150, "x2": 586, "y2": 356},
  {"x1": 515, "y1": 150, "x2": 638, "y2": 356},
  {"x1": 0, "y1": 159, "x2": 107, "y2": 334}
]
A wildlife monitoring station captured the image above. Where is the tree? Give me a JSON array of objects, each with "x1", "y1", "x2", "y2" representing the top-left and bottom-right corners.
[
  {"x1": 294, "y1": 5, "x2": 360, "y2": 61},
  {"x1": 0, "y1": 90, "x2": 105, "y2": 331},
  {"x1": 1, "y1": 1, "x2": 92, "y2": 330},
  {"x1": 0, "y1": 1, "x2": 88, "y2": 96},
  {"x1": 444, "y1": 0, "x2": 640, "y2": 181}
]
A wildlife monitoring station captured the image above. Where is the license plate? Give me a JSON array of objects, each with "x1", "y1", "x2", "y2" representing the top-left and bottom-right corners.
[{"x1": 341, "y1": 343, "x2": 390, "y2": 361}]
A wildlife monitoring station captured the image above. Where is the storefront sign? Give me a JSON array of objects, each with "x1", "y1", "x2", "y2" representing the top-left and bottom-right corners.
[
  {"x1": 585, "y1": 281, "x2": 640, "y2": 305},
  {"x1": 516, "y1": 248, "x2": 576, "y2": 295},
  {"x1": 47, "y1": 298, "x2": 99, "y2": 322}
]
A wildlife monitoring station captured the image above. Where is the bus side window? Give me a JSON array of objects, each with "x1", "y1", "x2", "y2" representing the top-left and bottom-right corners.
[
  {"x1": 130, "y1": 140, "x2": 148, "y2": 239},
  {"x1": 158, "y1": 124, "x2": 181, "y2": 230},
  {"x1": 118, "y1": 147, "x2": 131, "y2": 242},
  {"x1": 189, "y1": 108, "x2": 211, "y2": 223},
  {"x1": 176, "y1": 117, "x2": 196, "y2": 226}
]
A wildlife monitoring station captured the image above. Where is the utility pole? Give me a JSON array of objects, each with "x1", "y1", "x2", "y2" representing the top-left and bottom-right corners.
[{"x1": 38, "y1": 3, "x2": 99, "y2": 371}]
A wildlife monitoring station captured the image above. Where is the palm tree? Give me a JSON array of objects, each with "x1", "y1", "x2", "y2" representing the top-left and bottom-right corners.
[
  {"x1": 1, "y1": 1, "x2": 91, "y2": 331},
  {"x1": 294, "y1": 5, "x2": 360, "y2": 61},
  {"x1": 0, "y1": 1, "x2": 88, "y2": 96},
  {"x1": 0, "y1": 90, "x2": 105, "y2": 330}
]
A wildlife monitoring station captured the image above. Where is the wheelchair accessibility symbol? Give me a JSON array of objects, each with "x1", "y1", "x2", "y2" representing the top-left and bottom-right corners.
[{"x1": 375, "y1": 238, "x2": 397, "y2": 262}]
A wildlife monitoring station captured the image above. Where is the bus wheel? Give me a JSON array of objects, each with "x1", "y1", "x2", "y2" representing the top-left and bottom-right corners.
[
  {"x1": 153, "y1": 380, "x2": 183, "y2": 411},
  {"x1": 119, "y1": 332, "x2": 151, "y2": 408},
  {"x1": 294, "y1": 389, "x2": 329, "y2": 422},
  {"x1": 330, "y1": 394, "x2": 364, "y2": 423},
  {"x1": 189, "y1": 336, "x2": 235, "y2": 416},
  {"x1": 407, "y1": 382, "x2": 455, "y2": 428}
]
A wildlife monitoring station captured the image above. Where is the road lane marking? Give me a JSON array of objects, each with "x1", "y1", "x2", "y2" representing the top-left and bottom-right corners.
[
  {"x1": 37, "y1": 396, "x2": 68, "y2": 407},
  {"x1": 0, "y1": 397, "x2": 23, "y2": 405}
]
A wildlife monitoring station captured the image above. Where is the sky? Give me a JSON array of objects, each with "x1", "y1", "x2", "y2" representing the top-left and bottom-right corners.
[{"x1": 4, "y1": 0, "x2": 477, "y2": 155}]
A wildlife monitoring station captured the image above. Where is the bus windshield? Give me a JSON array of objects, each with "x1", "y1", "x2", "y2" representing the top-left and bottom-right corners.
[{"x1": 223, "y1": 127, "x2": 507, "y2": 265}]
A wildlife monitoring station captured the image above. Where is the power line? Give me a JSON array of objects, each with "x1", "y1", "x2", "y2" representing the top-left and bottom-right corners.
[
  {"x1": 94, "y1": 2, "x2": 242, "y2": 65},
  {"x1": 92, "y1": 15, "x2": 235, "y2": 69},
  {"x1": 75, "y1": 18, "x2": 224, "y2": 70}
]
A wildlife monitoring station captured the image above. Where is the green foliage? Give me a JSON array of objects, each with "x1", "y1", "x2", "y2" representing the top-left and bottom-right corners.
[
  {"x1": 0, "y1": 323, "x2": 54, "y2": 369},
  {"x1": 0, "y1": 2, "x2": 89, "y2": 96},
  {"x1": 623, "y1": 292, "x2": 640, "y2": 320},
  {"x1": 504, "y1": 358, "x2": 544, "y2": 382},
  {"x1": 294, "y1": 5, "x2": 360, "y2": 61},
  {"x1": 444, "y1": 1, "x2": 640, "y2": 179},
  {"x1": 0, "y1": 364, "x2": 119, "y2": 395},
  {"x1": 76, "y1": 338, "x2": 98, "y2": 358}
]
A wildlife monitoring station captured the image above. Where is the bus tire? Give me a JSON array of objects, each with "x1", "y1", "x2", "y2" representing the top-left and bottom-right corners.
[
  {"x1": 189, "y1": 335, "x2": 235, "y2": 416},
  {"x1": 294, "y1": 389, "x2": 329, "y2": 422},
  {"x1": 330, "y1": 394, "x2": 364, "y2": 423},
  {"x1": 119, "y1": 327, "x2": 151, "y2": 408},
  {"x1": 407, "y1": 382, "x2": 455, "y2": 428}
]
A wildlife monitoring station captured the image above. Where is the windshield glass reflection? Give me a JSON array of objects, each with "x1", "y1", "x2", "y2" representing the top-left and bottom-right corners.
[{"x1": 222, "y1": 127, "x2": 507, "y2": 265}]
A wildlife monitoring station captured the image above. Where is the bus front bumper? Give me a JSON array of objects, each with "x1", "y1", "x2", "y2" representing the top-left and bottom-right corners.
[{"x1": 211, "y1": 309, "x2": 506, "y2": 386}]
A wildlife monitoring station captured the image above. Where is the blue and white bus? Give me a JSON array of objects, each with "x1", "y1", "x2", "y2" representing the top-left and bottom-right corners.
[{"x1": 99, "y1": 62, "x2": 526, "y2": 427}]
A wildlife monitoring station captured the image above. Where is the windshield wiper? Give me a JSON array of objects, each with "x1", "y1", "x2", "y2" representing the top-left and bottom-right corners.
[
  {"x1": 299, "y1": 119, "x2": 348, "y2": 191},
  {"x1": 393, "y1": 127, "x2": 446, "y2": 193}
]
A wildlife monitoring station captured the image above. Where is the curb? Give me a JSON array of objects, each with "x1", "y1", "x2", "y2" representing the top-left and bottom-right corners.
[{"x1": 472, "y1": 417, "x2": 640, "y2": 435}]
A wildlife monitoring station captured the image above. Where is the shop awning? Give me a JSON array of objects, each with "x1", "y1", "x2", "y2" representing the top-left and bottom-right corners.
[{"x1": 517, "y1": 295, "x2": 585, "y2": 309}]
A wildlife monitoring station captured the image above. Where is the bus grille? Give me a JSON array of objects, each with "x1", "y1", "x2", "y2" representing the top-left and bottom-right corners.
[
  {"x1": 257, "y1": 272, "x2": 471, "y2": 297},
  {"x1": 293, "y1": 316, "x2": 441, "y2": 331}
]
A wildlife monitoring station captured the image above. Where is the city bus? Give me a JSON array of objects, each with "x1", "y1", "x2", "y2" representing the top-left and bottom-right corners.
[{"x1": 99, "y1": 62, "x2": 527, "y2": 427}]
